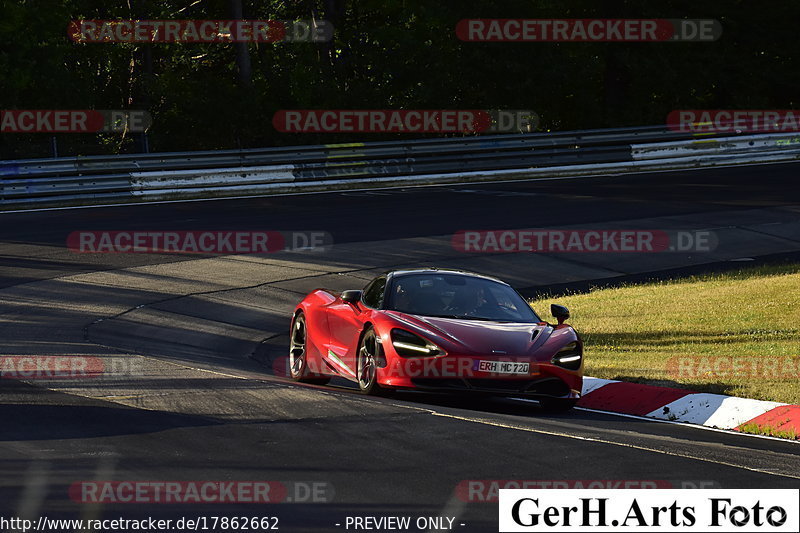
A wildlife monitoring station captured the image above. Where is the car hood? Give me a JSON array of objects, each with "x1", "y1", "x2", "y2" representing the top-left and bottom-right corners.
[{"x1": 385, "y1": 311, "x2": 553, "y2": 356}]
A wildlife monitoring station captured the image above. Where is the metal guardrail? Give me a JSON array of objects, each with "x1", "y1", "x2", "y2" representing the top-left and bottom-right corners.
[{"x1": 1, "y1": 126, "x2": 799, "y2": 209}]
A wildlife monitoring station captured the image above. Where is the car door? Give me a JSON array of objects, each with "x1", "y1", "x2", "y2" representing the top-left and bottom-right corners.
[{"x1": 325, "y1": 276, "x2": 386, "y2": 380}]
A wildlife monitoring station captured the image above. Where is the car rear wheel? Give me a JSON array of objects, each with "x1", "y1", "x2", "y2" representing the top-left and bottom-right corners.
[
  {"x1": 289, "y1": 312, "x2": 330, "y2": 385},
  {"x1": 538, "y1": 398, "x2": 578, "y2": 413},
  {"x1": 357, "y1": 327, "x2": 389, "y2": 396}
]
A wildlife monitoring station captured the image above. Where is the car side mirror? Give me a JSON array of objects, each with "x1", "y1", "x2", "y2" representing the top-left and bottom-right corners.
[
  {"x1": 551, "y1": 304, "x2": 570, "y2": 325},
  {"x1": 341, "y1": 290, "x2": 362, "y2": 304}
]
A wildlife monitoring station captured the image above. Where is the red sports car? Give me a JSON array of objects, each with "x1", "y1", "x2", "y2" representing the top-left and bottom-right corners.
[{"x1": 288, "y1": 269, "x2": 583, "y2": 411}]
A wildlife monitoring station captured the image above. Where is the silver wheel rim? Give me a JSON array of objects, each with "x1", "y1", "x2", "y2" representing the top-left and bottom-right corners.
[
  {"x1": 289, "y1": 317, "x2": 306, "y2": 378},
  {"x1": 358, "y1": 332, "x2": 377, "y2": 390}
]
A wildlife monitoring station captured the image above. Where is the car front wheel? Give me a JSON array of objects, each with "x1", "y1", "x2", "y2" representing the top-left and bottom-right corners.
[
  {"x1": 288, "y1": 312, "x2": 330, "y2": 385},
  {"x1": 356, "y1": 327, "x2": 389, "y2": 396}
]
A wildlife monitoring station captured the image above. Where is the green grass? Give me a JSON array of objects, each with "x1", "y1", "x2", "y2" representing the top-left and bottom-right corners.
[
  {"x1": 737, "y1": 423, "x2": 798, "y2": 440},
  {"x1": 529, "y1": 264, "x2": 800, "y2": 405}
]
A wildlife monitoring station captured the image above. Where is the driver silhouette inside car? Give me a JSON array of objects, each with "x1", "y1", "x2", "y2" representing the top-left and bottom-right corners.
[
  {"x1": 446, "y1": 285, "x2": 490, "y2": 317},
  {"x1": 393, "y1": 280, "x2": 446, "y2": 316}
]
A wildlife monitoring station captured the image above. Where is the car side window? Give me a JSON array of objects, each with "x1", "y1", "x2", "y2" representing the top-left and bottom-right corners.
[{"x1": 362, "y1": 277, "x2": 387, "y2": 309}]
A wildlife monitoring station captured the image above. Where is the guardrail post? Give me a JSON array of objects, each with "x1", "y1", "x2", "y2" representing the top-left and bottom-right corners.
[{"x1": 138, "y1": 132, "x2": 150, "y2": 154}]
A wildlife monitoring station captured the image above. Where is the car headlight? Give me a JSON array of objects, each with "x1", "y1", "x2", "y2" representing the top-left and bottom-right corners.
[
  {"x1": 551, "y1": 341, "x2": 582, "y2": 370},
  {"x1": 390, "y1": 329, "x2": 442, "y2": 357}
]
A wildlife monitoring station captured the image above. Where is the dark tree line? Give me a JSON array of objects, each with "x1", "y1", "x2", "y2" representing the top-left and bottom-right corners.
[{"x1": 0, "y1": 0, "x2": 798, "y2": 158}]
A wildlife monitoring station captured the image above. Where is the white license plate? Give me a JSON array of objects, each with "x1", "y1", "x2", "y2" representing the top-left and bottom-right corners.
[{"x1": 475, "y1": 360, "x2": 530, "y2": 374}]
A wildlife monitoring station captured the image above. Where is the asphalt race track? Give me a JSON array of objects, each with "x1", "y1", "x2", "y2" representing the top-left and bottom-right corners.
[{"x1": 1, "y1": 162, "x2": 799, "y2": 531}]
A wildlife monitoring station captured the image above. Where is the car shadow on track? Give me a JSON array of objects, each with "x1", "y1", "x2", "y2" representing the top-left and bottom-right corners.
[
  {"x1": 285, "y1": 377, "x2": 589, "y2": 420},
  {"x1": 253, "y1": 336, "x2": 589, "y2": 420}
]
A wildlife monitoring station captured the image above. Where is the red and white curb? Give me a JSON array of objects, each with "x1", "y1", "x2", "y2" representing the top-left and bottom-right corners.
[{"x1": 578, "y1": 377, "x2": 800, "y2": 437}]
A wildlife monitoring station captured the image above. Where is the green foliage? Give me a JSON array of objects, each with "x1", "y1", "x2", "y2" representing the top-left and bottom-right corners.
[{"x1": 1, "y1": 0, "x2": 798, "y2": 156}]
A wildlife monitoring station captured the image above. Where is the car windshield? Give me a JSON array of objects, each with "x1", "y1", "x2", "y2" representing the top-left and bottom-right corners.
[{"x1": 386, "y1": 273, "x2": 539, "y2": 322}]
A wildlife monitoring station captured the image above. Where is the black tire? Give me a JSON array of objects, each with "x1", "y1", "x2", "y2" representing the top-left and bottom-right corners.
[
  {"x1": 356, "y1": 327, "x2": 390, "y2": 396},
  {"x1": 288, "y1": 312, "x2": 330, "y2": 385},
  {"x1": 538, "y1": 398, "x2": 578, "y2": 413}
]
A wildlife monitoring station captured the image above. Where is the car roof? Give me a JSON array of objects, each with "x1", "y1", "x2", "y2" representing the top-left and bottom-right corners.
[{"x1": 386, "y1": 268, "x2": 510, "y2": 286}]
